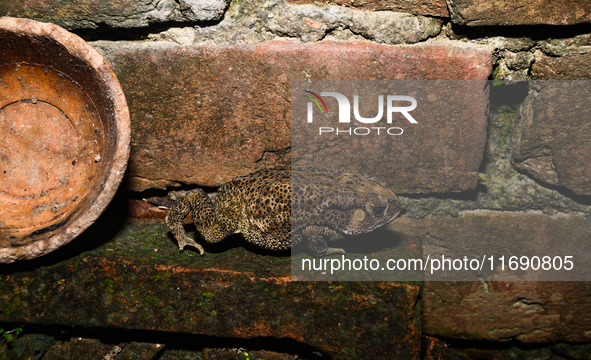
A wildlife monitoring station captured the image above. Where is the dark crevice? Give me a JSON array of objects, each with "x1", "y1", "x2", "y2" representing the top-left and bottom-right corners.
[
  {"x1": 512, "y1": 297, "x2": 544, "y2": 306},
  {"x1": 511, "y1": 166, "x2": 591, "y2": 206},
  {"x1": 71, "y1": 19, "x2": 222, "y2": 42},
  {"x1": 254, "y1": 147, "x2": 292, "y2": 164},
  {"x1": 476, "y1": 82, "x2": 493, "y2": 183},
  {"x1": 130, "y1": 184, "x2": 220, "y2": 199},
  {"x1": 489, "y1": 81, "x2": 530, "y2": 107},
  {"x1": 422, "y1": 335, "x2": 591, "y2": 360},
  {"x1": 449, "y1": 22, "x2": 591, "y2": 41},
  {"x1": 0, "y1": 323, "x2": 331, "y2": 360},
  {"x1": 399, "y1": 190, "x2": 479, "y2": 202}
]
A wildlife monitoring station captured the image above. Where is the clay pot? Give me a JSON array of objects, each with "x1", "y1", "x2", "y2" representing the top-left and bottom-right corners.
[{"x1": 0, "y1": 17, "x2": 130, "y2": 263}]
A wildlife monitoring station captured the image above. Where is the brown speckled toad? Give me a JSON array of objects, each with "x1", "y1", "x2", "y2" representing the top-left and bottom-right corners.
[{"x1": 165, "y1": 166, "x2": 401, "y2": 257}]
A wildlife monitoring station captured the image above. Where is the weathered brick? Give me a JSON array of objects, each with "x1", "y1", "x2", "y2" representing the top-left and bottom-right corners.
[
  {"x1": 423, "y1": 281, "x2": 591, "y2": 343},
  {"x1": 0, "y1": 333, "x2": 59, "y2": 359},
  {"x1": 389, "y1": 212, "x2": 591, "y2": 342},
  {"x1": 447, "y1": 0, "x2": 591, "y2": 26},
  {"x1": 511, "y1": 81, "x2": 591, "y2": 195},
  {"x1": 287, "y1": 0, "x2": 449, "y2": 17},
  {"x1": 390, "y1": 211, "x2": 591, "y2": 281},
  {"x1": 292, "y1": 80, "x2": 489, "y2": 194},
  {"x1": 68, "y1": 338, "x2": 103, "y2": 359},
  {"x1": 118, "y1": 342, "x2": 164, "y2": 359},
  {"x1": 0, "y1": 0, "x2": 229, "y2": 30},
  {"x1": 532, "y1": 53, "x2": 591, "y2": 80},
  {"x1": 0, "y1": 219, "x2": 422, "y2": 360},
  {"x1": 94, "y1": 40, "x2": 492, "y2": 191}
]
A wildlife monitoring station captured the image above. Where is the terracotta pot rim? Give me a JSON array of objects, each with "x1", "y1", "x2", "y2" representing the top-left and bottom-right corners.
[{"x1": 0, "y1": 17, "x2": 131, "y2": 263}]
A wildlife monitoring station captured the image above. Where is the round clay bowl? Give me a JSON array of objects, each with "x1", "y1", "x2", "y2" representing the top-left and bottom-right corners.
[{"x1": 0, "y1": 17, "x2": 130, "y2": 263}]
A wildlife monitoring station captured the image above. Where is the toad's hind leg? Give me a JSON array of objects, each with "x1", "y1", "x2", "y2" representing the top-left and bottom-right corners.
[{"x1": 165, "y1": 189, "x2": 206, "y2": 255}]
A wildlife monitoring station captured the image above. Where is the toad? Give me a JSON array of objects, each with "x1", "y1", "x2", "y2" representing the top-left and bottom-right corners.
[{"x1": 165, "y1": 166, "x2": 401, "y2": 257}]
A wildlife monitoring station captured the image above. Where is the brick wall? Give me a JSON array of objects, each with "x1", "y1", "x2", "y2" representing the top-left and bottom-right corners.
[{"x1": 1, "y1": 0, "x2": 591, "y2": 358}]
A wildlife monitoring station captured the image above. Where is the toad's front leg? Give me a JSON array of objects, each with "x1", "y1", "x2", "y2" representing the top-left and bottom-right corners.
[
  {"x1": 302, "y1": 226, "x2": 346, "y2": 257},
  {"x1": 165, "y1": 189, "x2": 206, "y2": 255}
]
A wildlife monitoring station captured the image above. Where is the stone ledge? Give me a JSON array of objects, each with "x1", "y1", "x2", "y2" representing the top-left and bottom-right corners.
[{"x1": 0, "y1": 219, "x2": 421, "y2": 360}]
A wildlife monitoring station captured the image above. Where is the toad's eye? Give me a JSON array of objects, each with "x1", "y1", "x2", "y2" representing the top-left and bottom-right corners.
[
  {"x1": 370, "y1": 203, "x2": 387, "y2": 216},
  {"x1": 365, "y1": 194, "x2": 388, "y2": 217}
]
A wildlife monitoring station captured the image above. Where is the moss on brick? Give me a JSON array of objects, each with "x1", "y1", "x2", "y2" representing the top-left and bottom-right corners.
[{"x1": 0, "y1": 219, "x2": 421, "y2": 359}]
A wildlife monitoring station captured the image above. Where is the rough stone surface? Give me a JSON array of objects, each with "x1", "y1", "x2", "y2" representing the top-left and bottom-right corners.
[
  {"x1": 399, "y1": 92, "x2": 591, "y2": 219},
  {"x1": 0, "y1": 219, "x2": 422, "y2": 360},
  {"x1": 532, "y1": 53, "x2": 591, "y2": 79},
  {"x1": 189, "y1": 349, "x2": 297, "y2": 359},
  {"x1": 178, "y1": 0, "x2": 229, "y2": 21},
  {"x1": 0, "y1": 0, "x2": 229, "y2": 29},
  {"x1": 492, "y1": 50, "x2": 535, "y2": 81},
  {"x1": 118, "y1": 341, "x2": 164, "y2": 359},
  {"x1": 0, "y1": 0, "x2": 443, "y2": 46},
  {"x1": 40, "y1": 337, "x2": 120, "y2": 359},
  {"x1": 292, "y1": 80, "x2": 489, "y2": 194},
  {"x1": 390, "y1": 211, "x2": 591, "y2": 281},
  {"x1": 0, "y1": 334, "x2": 166, "y2": 360},
  {"x1": 423, "y1": 281, "x2": 591, "y2": 343},
  {"x1": 536, "y1": 34, "x2": 591, "y2": 57},
  {"x1": 452, "y1": 344, "x2": 588, "y2": 360},
  {"x1": 447, "y1": 0, "x2": 591, "y2": 26},
  {"x1": 287, "y1": 0, "x2": 449, "y2": 17},
  {"x1": 91, "y1": 40, "x2": 491, "y2": 192},
  {"x1": 144, "y1": 0, "x2": 443, "y2": 46},
  {"x1": 391, "y1": 212, "x2": 591, "y2": 340},
  {"x1": 0, "y1": 333, "x2": 56, "y2": 359},
  {"x1": 511, "y1": 81, "x2": 591, "y2": 195},
  {"x1": 552, "y1": 343, "x2": 591, "y2": 360},
  {"x1": 265, "y1": 4, "x2": 442, "y2": 44},
  {"x1": 0, "y1": 332, "x2": 313, "y2": 359},
  {"x1": 40, "y1": 341, "x2": 72, "y2": 360}
]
